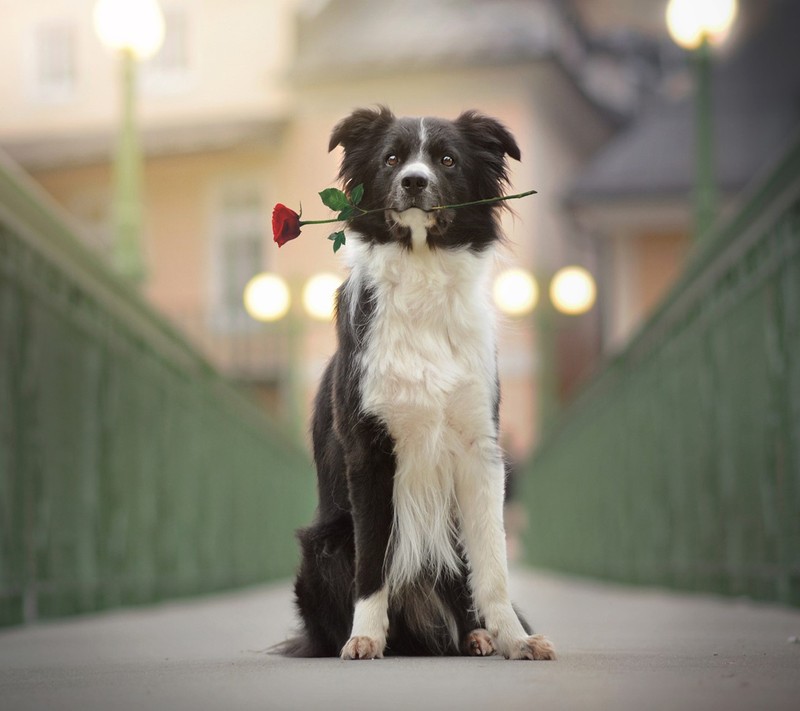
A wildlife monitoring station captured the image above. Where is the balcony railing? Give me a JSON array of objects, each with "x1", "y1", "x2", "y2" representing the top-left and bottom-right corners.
[
  {"x1": 520, "y1": 129, "x2": 800, "y2": 606},
  {"x1": 0, "y1": 151, "x2": 315, "y2": 626}
]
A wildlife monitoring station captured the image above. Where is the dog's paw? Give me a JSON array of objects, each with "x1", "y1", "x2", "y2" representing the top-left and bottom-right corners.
[
  {"x1": 340, "y1": 636, "x2": 384, "y2": 660},
  {"x1": 506, "y1": 634, "x2": 556, "y2": 661},
  {"x1": 464, "y1": 629, "x2": 495, "y2": 657}
]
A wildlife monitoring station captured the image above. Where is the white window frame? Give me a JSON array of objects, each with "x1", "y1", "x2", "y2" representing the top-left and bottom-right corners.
[{"x1": 28, "y1": 19, "x2": 76, "y2": 104}]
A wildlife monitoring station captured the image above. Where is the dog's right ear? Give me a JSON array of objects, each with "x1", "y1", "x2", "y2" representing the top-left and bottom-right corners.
[{"x1": 328, "y1": 106, "x2": 395, "y2": 152}]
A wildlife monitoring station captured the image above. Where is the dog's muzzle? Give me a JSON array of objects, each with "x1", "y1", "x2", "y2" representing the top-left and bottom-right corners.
[
  {"x1": 392, "y1": 166, "x2": 440, "y2": 212},
  {"x1": 401, "y1": 171, "x2": 429, "y2": 199}
]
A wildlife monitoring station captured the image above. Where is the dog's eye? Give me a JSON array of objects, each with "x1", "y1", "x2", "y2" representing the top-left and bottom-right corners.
[
  {"x1": 385, "y1": 154, "x2": 399, "y2": 167},
  {"x1": 441, "y1": 155, "x2": 455, "y2": 167}
]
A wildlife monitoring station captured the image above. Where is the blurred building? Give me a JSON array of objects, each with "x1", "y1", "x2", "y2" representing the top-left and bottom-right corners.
[
  {"x1": 0, "y1": 0, "x2": 299, "y2": 413},
  {"x1": 568, "y1": 0, "x2": 800, "y2": 349},
  {"x1": 6, "y1": 0, "x2": 789, "y2": 454}
]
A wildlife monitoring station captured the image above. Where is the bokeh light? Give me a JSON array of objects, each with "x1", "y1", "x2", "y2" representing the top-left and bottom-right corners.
[
  {"x1": 493, "y1": 268, "x2": 539, "y2": 316},
  {"x1": 243, "y1": 273, "x2": 290, "y2": 322},
  {"x1": 302, "y1": 273, "x2": 342, "y2": 321},
  {"x1": 549, "y1": 266, "x2": 597, "y2": 316},
  {"x1": 666, "y1": 0, "x2": 738, "y2": 50},
  {"x1": 93, "y1": 0, "x2": 166, "y2": 59}
]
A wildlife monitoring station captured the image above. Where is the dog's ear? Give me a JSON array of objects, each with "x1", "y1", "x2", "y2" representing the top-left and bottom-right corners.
[
  {"x1": 328, "y1": 106, "x2": 395, "y2": 152},
  {"x1": 455, "y1": 111, "x2": 521, "y2": 162}
]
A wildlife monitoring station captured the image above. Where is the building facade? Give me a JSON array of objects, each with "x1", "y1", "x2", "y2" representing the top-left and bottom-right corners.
[{"x1": 0, "y1": 0, "x2": 682, "y2": 455}]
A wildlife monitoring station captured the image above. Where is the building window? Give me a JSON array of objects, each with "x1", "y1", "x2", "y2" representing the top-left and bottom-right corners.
[
  {"x1": 142, "y1": 6, "x2": 192, "y2": 94},
  {"x1": 210, "y1": 183, "x2": 266, "y2": 332},
  {"x1": 31, "y1": 20, "x2": 76, "y2": 102}
]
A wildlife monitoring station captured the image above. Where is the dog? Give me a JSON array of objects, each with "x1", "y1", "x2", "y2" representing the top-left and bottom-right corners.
[{"x1": 282, "y1": 106, "x2": 555, "y2": 660}]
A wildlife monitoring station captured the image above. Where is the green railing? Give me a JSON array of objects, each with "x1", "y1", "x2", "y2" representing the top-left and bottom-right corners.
[
  {"x1": 521, "y1": 130, "x2": 800, "y2": 606},
  {"x1": 0, "y1": 152, "x2": 315, "y2": 626}
]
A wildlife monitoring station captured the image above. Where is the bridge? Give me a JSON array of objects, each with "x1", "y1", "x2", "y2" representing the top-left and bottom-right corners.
[{"x1": 1, "y1": 129, "x2": 799, "y2": 707}]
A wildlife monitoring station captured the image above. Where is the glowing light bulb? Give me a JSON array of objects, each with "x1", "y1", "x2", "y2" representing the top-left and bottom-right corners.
[
  {"x1": 666, "y1": 0, "x2": 738, "y2": 50},
  {"x1": 243, "y1": 273, "x2": 291, "y2": 322},
  {"x1": 549, "y1": 266, "x2": 596, "y2": 316},
  {"x1": 493, "y1": 269, "x2": 539, "y2": 316},
  {"x1": 302, "y1": 273, "x2": 342, "y2": 321},
  {"x1": 94, "y1": 0, "x2": 166, "y2": 59}
]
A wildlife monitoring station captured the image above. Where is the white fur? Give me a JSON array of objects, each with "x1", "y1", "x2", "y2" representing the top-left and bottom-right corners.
[
  {"x1": 386, "y1": 207, "x2": 432, "y2": 250},
  {"x1": 348, "y1": 587, "x2": 389, "y2": 645},
  {"x1": 346, "y1": 214, "x2": 501, "y2": 592},
  {"x1": 398, "y1": 161, "x2": 436, "y2": 185}
]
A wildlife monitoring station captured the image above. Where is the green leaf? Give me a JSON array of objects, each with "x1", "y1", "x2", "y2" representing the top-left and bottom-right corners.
[
  {"x1": 319, "y1": 188, "x2": 350, "y2": 211},
  {"x1": 350, "y1": 184, "x2": 364, "y2": 206},
  {"x1": 328, "y1": 231, "x2": 346, "y2": 253},
  {"x1": 337, "y1": 206, "x2": 355, "y2": 221}
]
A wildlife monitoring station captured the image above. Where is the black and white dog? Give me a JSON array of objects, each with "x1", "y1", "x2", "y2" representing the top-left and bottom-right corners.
[{"x1": 283, "y1": 107, "x2": 555, "y2": 660}]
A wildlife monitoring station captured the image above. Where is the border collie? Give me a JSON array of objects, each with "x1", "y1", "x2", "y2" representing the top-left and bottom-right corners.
[{"x1": 283, "y1": 107, "x2": 555, "y2": 660}]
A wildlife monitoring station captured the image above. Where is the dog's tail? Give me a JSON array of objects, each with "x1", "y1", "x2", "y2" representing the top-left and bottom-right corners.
[{"x1": 269, "y1": 633, "x2": 330, "y2": 657}]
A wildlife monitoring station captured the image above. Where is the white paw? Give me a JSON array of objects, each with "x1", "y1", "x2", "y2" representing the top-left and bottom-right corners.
[
  {"x1": 464, "y1": 628, "x2": 496, "y2": 656},
  {"x1": 340, "y1": 636, "x2": 384, "y2": 660},
  {"x1": 505, "y1": 634, "x2": 556, "y2": 660}
]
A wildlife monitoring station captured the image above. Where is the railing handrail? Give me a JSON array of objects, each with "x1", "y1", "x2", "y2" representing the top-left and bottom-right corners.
[
  {"x1": 522, "y1": 125, "x2": 800, "y2": 605},
  {"x1": 0, "y1": 150, "x2": 206, "y2": 370},
  {"x1": 0, "y1": 148, "x2": 297, "y2": 447},
  {"x1": 546, "y1": 124, "x2": 800, "y2": 447}
]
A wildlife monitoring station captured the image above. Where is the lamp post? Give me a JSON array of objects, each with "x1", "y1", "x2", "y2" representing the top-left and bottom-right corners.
[
  {"x1": 94, "y1": 0, "x2": 165, "y2": 284},
  {"x1": 494, "y1": 266, "x2": 597, "y2": 439},
  {"x1": 666, "y1": 0, "x2": 739, "y2": 239},
  {"x1": 243, "y1": 272, "x2": 342, "y2": 440}
]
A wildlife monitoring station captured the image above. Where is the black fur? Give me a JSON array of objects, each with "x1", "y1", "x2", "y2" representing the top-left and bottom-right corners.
[
  {"x1": 280, "y1": 107, "x2": 525, "y2": 657},
  {"x1": 327, "y1": 106, "x2": 519, "y2": 251}
]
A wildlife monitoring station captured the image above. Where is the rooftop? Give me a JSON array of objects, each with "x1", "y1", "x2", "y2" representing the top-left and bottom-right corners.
[{"x1": 567, "y1": 0, "x2": 800, "y2": 204}]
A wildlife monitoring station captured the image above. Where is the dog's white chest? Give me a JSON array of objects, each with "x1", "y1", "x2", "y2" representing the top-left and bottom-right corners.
[
  {"x1": 349, "y1": 239, "x2": 499, "y2": 586},
  {"x1": 356, "y1": 243, "x2": 496, "y2": 428}
]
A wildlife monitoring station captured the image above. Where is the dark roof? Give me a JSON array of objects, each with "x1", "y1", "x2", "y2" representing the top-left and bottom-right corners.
[
  {"x1": 567, "y1": 0, "x2": 800, "y2": 204},
  {"x1": 292, "y1": 0, "x2": 661, "y2": 120},
  {"x1": 293, "y1": 0, "x2": 554, "y2": 78}
]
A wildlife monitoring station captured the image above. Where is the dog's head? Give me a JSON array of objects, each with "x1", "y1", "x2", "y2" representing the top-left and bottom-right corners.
[{"x1": 328, "y1": 106, "x2": 520, "y2": 249}]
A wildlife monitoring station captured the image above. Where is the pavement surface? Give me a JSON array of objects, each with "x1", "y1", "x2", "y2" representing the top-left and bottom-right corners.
[{"x1": 1, "y1": 567, "x2": 799, "y2": 711}]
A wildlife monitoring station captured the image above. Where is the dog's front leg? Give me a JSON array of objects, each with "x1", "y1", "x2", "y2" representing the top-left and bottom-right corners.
[
  {"x1": 455, "y1": 440, "x2": 556, "y2": 660},
  {"x1": 340, "y1": 419, "x2": 395, "y2": 660}
]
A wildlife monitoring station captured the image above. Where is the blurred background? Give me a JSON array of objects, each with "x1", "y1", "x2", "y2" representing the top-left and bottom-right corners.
[{"x1": 1, "y1": 0, "x2": 798, "y2": 625}]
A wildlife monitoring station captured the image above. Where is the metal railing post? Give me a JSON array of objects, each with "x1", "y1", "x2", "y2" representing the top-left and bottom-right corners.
[
  {"x1": 694, "y1": 35, "x2": 716, "y2": 238},
  {"x1": 111, "y1": 47, "x2": 146, "y2": 284}
]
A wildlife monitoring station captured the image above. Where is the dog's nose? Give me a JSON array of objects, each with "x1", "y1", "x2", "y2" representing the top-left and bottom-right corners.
[{"x1": 401, "y1": 173, "x2": 429, "y2": 196}]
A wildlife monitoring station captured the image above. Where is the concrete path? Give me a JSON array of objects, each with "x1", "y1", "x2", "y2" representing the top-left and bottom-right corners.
[{"x1": 1, "y1": 568, "x2": 799, "y2": 711}]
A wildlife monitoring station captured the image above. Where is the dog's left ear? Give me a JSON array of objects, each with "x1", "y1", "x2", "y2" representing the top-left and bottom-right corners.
[
  {"x1": 455, "y1": 111, "x2": 521, "y2": 162},
  {"x1": 328, "y1": 106, "x2": 395, "y2": 153}
]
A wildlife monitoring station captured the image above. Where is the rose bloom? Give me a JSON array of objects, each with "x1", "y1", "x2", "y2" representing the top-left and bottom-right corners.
[{"x1": 272, "y1": 204, "x2": 302, "y2": 247}]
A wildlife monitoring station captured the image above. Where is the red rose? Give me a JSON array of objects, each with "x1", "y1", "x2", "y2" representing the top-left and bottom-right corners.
[{"x1": 272, "y1": 204, "x2": 302, "y2": 247}]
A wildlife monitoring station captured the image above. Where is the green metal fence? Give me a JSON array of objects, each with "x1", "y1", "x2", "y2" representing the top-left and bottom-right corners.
[
  {"x1": 521, "y1": 131, "x2": 800, "y2": 606},
  {"x1": 0, "y1": 153, "x2": 315, "y2": 626}
]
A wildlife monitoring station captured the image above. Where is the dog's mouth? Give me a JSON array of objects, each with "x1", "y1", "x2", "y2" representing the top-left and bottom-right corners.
[
  {"x1": 390, "y1": 194, "x2": 436, "y2": 212},
  {"x1": 385, "y1": 207, "x2": 456, "y2": 238},
  {"x1": 386, "y1": 207, "x2": 435, "y2": 228}
]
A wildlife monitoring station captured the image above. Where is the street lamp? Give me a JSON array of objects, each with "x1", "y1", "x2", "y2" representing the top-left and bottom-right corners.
[
  {"x1": 243, "y1": 272, "x2": 343, "y2": 439},
  {"x1": 666, "y1": 0, "x2": 738, "y2": 239},
  {"x1": 94, "y1": 0, "x2": 165, "y2": 284},
  {"x1": 243, "y1": 273, "x2": 291, "y2": 322},
  {"x1": 549, "y1": 266, "x2": 597, "y2": 316},
  {"x1": 302, "y1": 273, "x2": 343, "y2": 322},
  {"x1": 493, "y1": 268, "x2": 539, "y2": 316},
  {"x1": 494, "y1": 266, "x2": 597, "y2": 438}
]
